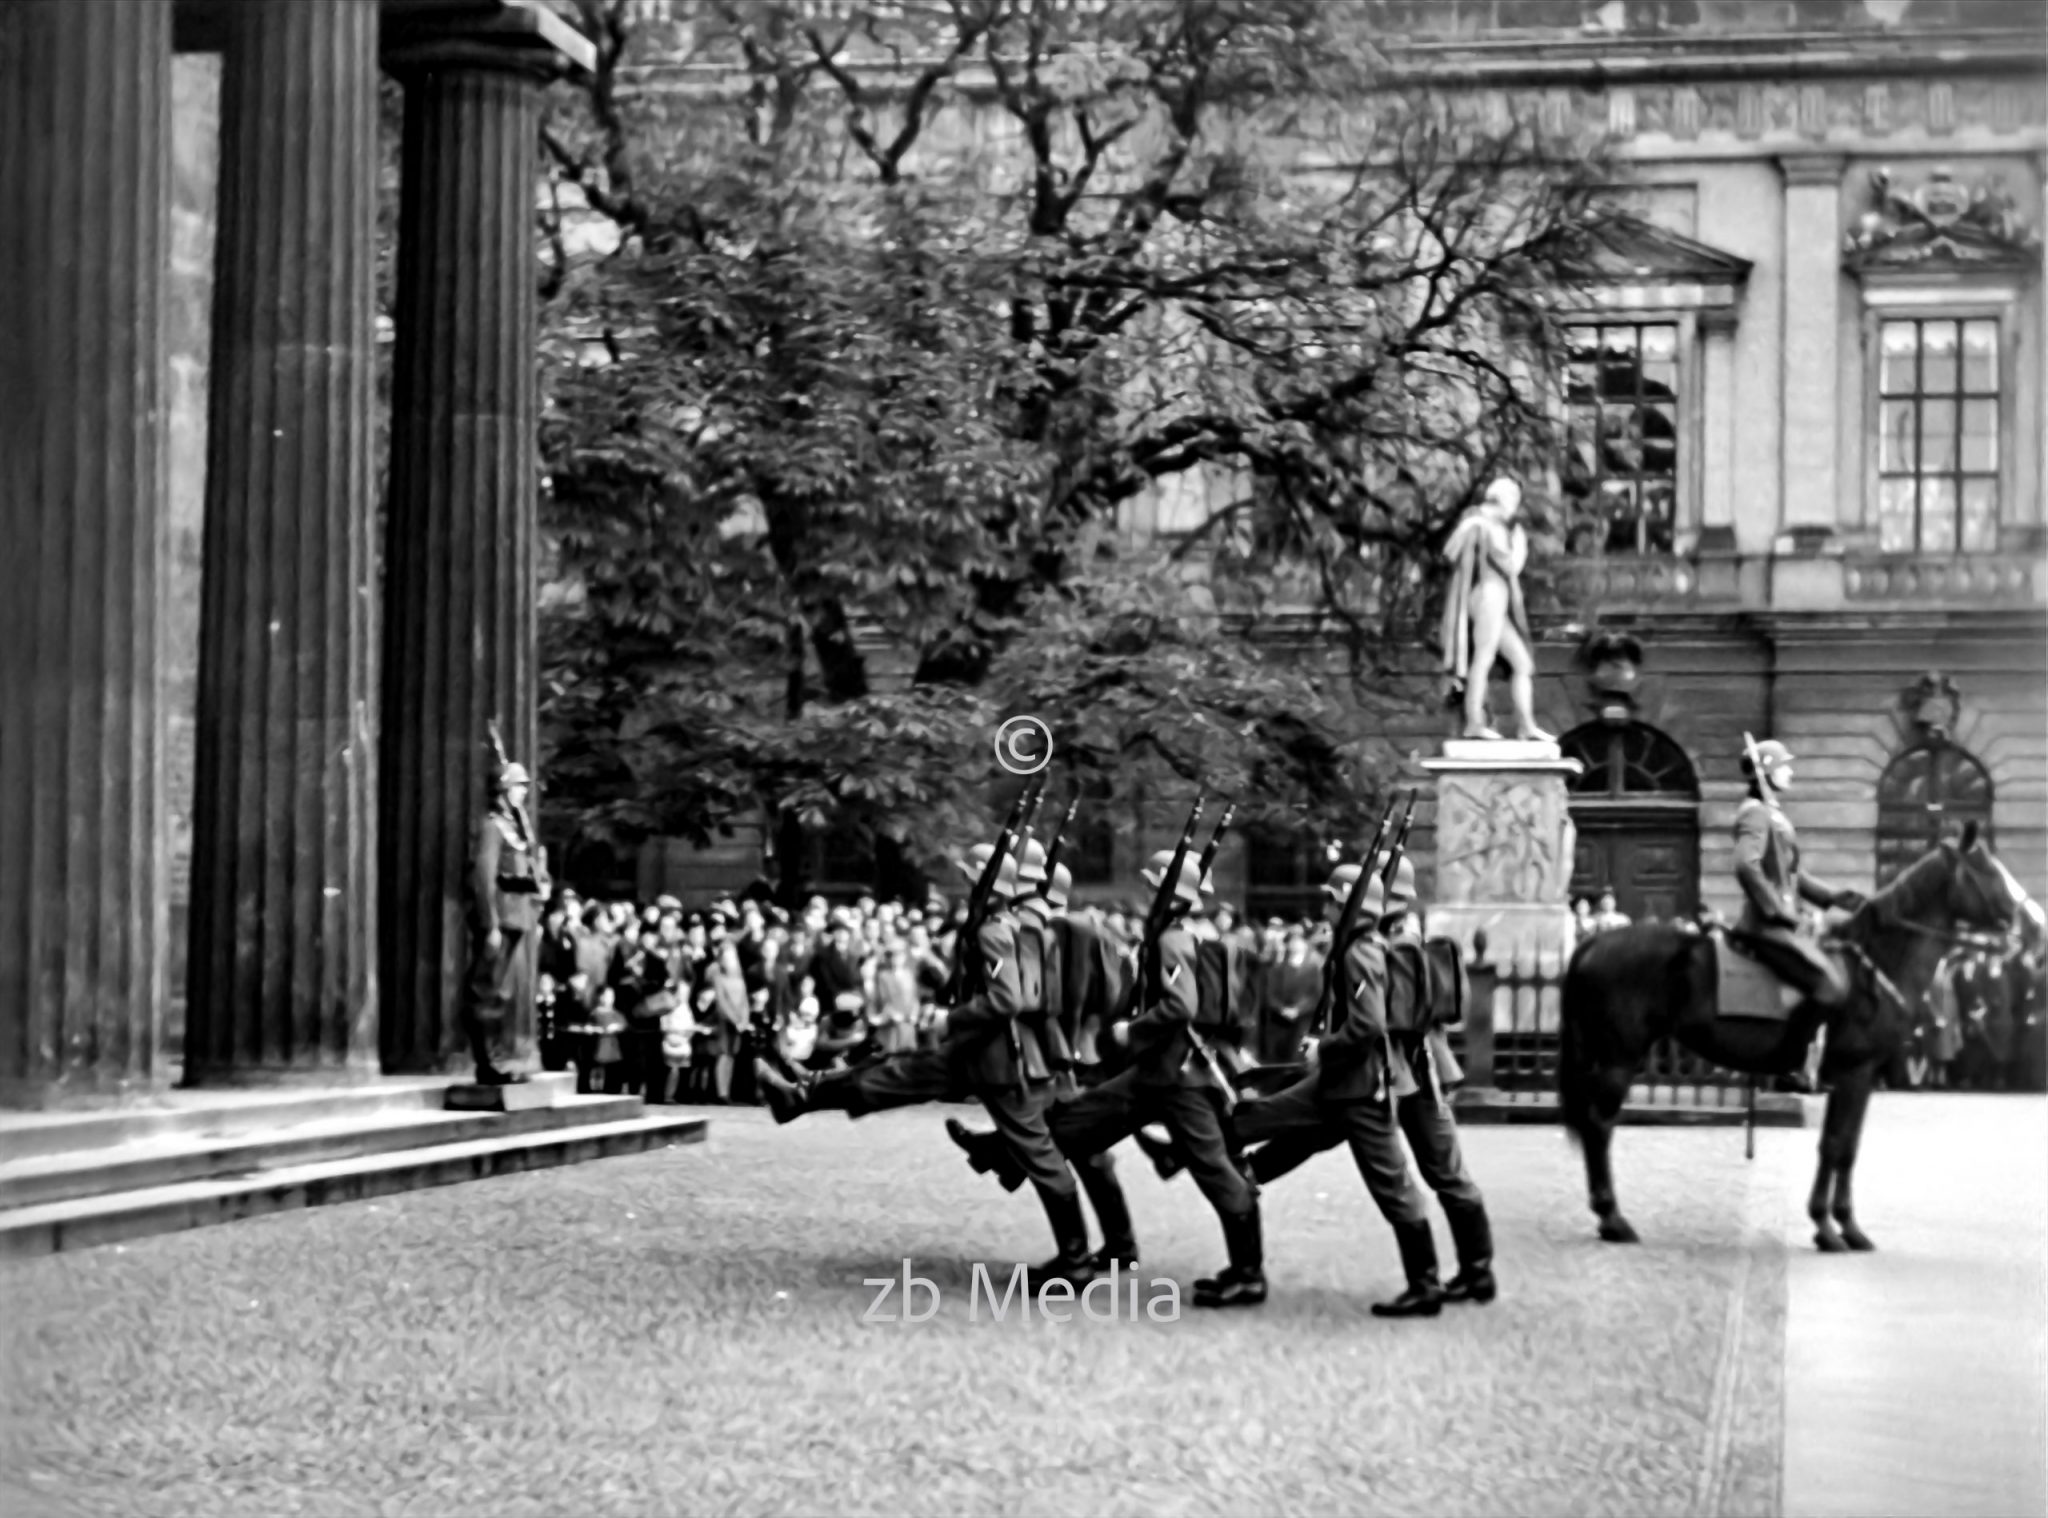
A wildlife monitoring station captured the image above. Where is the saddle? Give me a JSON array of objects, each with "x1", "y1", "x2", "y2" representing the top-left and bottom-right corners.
[{"x1": 1711, "y1": 932, "x2": 1806, "y2": 1023}]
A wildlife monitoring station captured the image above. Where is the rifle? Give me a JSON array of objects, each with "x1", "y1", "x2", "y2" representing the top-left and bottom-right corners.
[
  {"x1": 1099, "y1": 794, "x2": 1206, "y2": 1074},
  {"x1": 1376, "y1": 791, "x2": 1419, "y2": 900},
  {"x1": 1036, "y1": 790, "x2": 1083, "y2": 902},
  {"x1": 1739, "y1": 732, "x2": 1773, "y2": 1166},
  {"x1": 1308, "y1": 793, "x2": 1403, "y2": 1042},
  {"x1": 949, "y1": 775, "x2": 1046, "y2": 1097},
  {"x1": 1180, "y1": 801, "x2": 1242, "y2": 1113}
]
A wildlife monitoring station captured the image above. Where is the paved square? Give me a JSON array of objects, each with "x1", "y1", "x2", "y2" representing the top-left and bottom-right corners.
[{"x1": 5, "y1": 1103, "x2": 1811, "y2": 1517}]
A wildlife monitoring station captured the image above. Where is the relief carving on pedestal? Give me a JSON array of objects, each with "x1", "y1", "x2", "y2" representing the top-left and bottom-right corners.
[{"x1": 1433, "y1": 773, "x2": 1579, "y2": 907}]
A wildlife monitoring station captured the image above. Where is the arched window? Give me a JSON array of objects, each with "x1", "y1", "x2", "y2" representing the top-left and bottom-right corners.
[
  {"x1": 1560, "y1": 722, "x2": 1701, "y2": 799},
  {"x1": 1876, "y1": 740, "x2": 1994, "y2": 887}
]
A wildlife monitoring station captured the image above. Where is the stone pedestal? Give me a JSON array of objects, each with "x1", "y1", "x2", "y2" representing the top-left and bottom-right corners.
[
  {"x1": 445, "y1": 1071, "x2": 572, "y2": 1112},
  {"x1": 184, "y1": 0, "x2": 381, "y2": 1084},
  {"x1": 0, "y1": 1, "x2": 175, "y2": 1106},
  {"x1": 1421, "y1": 739, "x2": 1584, "y2": 969}
]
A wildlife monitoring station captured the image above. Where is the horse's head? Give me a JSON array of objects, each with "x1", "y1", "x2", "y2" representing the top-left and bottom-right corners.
[{"x1": 1940, "y1": 821, "x2": 2022, "y2": 940}]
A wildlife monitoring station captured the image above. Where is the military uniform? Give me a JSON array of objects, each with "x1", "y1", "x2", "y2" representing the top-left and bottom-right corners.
[
  {"x1": 1228, "y1": 867, "x2": 1447, "y2": 1316},
  {"x1": 467, "y1": 782, "x2": 549, "y2": 1083},
  {"x1": 756, "y1": 844, "x2": 1097, "y2": 1280},
  {"x1": 1732, "y1": 790, "x2": 1855, "y2": 1007}
]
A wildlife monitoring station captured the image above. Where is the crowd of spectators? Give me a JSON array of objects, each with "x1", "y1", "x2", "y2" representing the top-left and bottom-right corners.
[{"x1": 533, "y1": 888, "x2": 1353, "y2": 1104}]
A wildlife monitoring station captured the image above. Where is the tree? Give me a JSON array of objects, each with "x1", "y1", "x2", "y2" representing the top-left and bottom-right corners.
[{"x1": 535, "y1": 0, "x2": 1618, "y2": 891}]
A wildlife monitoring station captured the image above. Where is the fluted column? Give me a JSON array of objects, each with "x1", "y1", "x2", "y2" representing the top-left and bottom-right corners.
[
  {"x1": 0, "y1": 1, "x2": 173, "y2": 1106},
  {"x1": 183, "y1": 0, "x2": 380, "y2": 1083},
  {"x1": 378, "y1": 57, "x2": 544, "y2": 1072}
]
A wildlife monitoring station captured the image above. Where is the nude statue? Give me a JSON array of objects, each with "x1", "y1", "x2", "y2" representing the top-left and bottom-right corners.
[{"x1": 1439, "y1": 477, "x2": 1555, "y2": 744}]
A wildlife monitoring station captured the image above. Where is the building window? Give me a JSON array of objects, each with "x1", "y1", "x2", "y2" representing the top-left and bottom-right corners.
[
  {"x1": 1561, "y1": 722, "x2": 1701, "y2": 800},
  {"x1": 1875, "y1": 740, "x2": 1994, "y2": 887},
  {"x1": 1065, "y1": 775, "x2": 1116, "y2": 887},
  {"x1": 1876, "y1": 318, "x2": 1999, "y2": 555},
  {"x1": 1564, "y1": 323, "x2": 1679, "y2": 556}
]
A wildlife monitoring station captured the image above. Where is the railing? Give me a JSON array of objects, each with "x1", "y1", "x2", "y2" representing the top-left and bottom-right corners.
[{"x1": 1843, "y1": 555, "x2": 2045, "y2": 605}]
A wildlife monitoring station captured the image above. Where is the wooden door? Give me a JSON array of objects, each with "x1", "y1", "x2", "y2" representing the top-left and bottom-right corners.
[{"x1": 1570, "y1": 812, "x2": 1701, "y2": 925}]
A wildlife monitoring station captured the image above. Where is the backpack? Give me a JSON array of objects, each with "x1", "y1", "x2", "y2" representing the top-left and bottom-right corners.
[
  {"x1": 1385, "y1": 935, "x2": 1468, "y2": 1035},
  {"x1": 1193, "y1": 938, "x2": 1255, "y2": 1045}
]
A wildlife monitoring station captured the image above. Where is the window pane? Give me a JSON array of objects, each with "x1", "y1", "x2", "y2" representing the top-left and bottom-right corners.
[
  {"x1": 1641, "y1": 403, "x2": 1677, "y2": 475},
  {"x1": 1962, "y1": 320, "x2": 1999, "y2": 393},
  {"x1": 1640, "y1": 324, "x2": 1678, "y2": 364},
  {"x1": 1568, "y1": 329, "x2": 1601, "y2": 363},
  {"x1": 1568, "y1": 360, "x2": 1599, "y2": 400},
  {"x1": 1601, "y1": 478, "x2": 1638, "y2": 553},
  {"x1": 1919, "y1": 399, "x2": 1957, "y2": 473},
  {"x1": 1640, "y1": 357, "x2": 1678, "y2": 399},
  {"x1": 1601, "y1": 325, "x2": 1639, "y2": 356},
  {"x1": 1921, "y1": 320, "x2": 1958, "y2": 393},
  {"x1": 1961, "y1": 477, "x2": 1998, "y2": 552},
  {"x1": 1921, "y1": 476, "x2": 1957, "y2": 553},
  {"x1": 1879, "y1": 398, "x2": 1917, "y2": 472},
  {"x1": 1961, "y1": 398, "x2": 1998, "y2": 472},
  {"x1": 1641, "y1": 480, "x2": 1676, "y2": 553},
  {"x1": 1878, "y1": 477, "x2": 1916, "y2": 553},
  {"x1": 1880, "y1": 321, "x2": 1919, "y2": 394},
  {"x1": 1600, "y1": 405, "x2": 1643, "y2": 473}
]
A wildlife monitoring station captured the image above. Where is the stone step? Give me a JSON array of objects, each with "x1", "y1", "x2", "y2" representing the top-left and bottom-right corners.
[
  {"x1": 0, "y1": 1093, "x2": 646, "y2": 1211},
  {"x1": 0, "y1": 1076, "x2": 463, "y2": 1162},
  {"x1": 0, "y1": 1113, "x2": 708, "y2": 1259}
]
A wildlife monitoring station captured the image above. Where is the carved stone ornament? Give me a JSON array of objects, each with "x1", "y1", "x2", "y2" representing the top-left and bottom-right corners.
[
  {"x1": 1419, "y1": 753, "x2": 1583, "y2": 970},
  {"x1": 1844, "y1": 164, "x2": 2042, "y2": 272},
  {"x1": 1905, "y1": 671, "x2": 1963, "y2": 742}
]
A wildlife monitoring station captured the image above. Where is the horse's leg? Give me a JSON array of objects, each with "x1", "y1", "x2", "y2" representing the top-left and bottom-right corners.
[
  {"x1": 1827, "y1": 1072, "x2": 1879, "y2": 1252},
  {"x1": 1581, "y1": 1066, "x2": 1639, "y2": 1244},
  {"x1": 1808, "y1": 1083, "x2": 1851, "y2": 1253}
]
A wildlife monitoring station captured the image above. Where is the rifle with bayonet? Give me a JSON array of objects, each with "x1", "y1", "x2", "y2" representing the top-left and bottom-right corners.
[
  {"x1": 948, "y1": 775, "x2": 1046, "y2": 1097},
  {"x1": 1179, "y1": 801, "x2": 1242, "y2": 1113},
  {"x1": 1036, "y1": 791, "x2": 1082, "y2": 902},
  {"x1": 1377, "y1": 791, "x2": 1418, "y2": 900},
  {"x1": 1307, "y1": 793, "x2": 1404, "y2": 1045},
  {"x1": 1098, "y1": 794, "x2": 1207, "y2": 1076}
]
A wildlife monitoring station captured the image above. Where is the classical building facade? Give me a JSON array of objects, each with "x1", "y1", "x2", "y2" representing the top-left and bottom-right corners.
[
  {"x1": 619, "y1": 0, "x2": 2046, "y2": 925},
  {"x1": 2, "y1": 0, "x2": 593, "y2": 1105}
]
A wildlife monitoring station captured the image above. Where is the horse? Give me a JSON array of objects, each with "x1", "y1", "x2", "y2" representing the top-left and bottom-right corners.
[{"x1": 1557, "y1": 823, "x2": 2019, "y2": 1253}]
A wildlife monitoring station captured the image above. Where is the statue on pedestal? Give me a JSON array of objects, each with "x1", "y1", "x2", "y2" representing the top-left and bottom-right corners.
[
  {"x1": 1439, "y1": 477, "x2": 1555, "y2": 744},
  {"x1": 466, "y1": 727, "x2": 550, "y2": 1086}
]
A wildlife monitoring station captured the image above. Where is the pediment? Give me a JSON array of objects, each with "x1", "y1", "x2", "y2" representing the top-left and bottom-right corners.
[
  {"x1": 1586, "y1": 216, "x2": 1754, "y2": 284},
  {"x1": 1844, "y1": 165, "x2": 2042, "y2": 277}
]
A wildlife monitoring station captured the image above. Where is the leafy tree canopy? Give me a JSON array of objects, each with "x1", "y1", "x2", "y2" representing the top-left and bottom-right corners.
[{"x1": 537, "y1": 0, "x2": 1617, "y2": 887}]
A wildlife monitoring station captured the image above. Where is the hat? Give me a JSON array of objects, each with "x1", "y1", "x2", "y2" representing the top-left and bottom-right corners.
[
  {"x1": 1045, "y1": 863, "x2": 1073, "y2": 910},
  {"x1": 1323, "y1": 863, "x2": 1386, "y2": 916},
  {"x1": 655, "y1": 894, "x2": 683, "y2": 914},
  {"x1": 1372, "y1": 854, "x2": 1417, "y2": 907},
  {"x1": 1140, "y1": 849, "x2": 1212, "y2": 909},
  {"x1": 957, "y1": 841, "x2": 1020, "y2": 893},
  {"x1": 1743, "y1": 738, "x2": 1795, "y2": 775},
  {"x1": 496, "y1": 762, "x2": 531, "y2": 789},
  {"x1": 1013, "y1": 838, "x2": 1049, "y2": 888}
]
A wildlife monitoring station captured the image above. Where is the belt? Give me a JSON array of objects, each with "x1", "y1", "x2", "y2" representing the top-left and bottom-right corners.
[{"x1": 497, "y1": 875, "x2": 542, "y2": 894}]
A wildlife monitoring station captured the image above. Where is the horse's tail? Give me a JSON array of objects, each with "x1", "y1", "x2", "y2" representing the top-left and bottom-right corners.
[{"x1": 1557, "y1": 935, "x2": 1601, "y2": 1152}]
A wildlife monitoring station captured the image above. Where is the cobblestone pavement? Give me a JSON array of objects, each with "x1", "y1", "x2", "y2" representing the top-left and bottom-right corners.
[{"x1": 4, "y1": 1102, "x2": 1805, "y2": 1518}]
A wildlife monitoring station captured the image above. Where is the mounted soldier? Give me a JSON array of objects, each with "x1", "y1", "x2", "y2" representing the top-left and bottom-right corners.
[{"x1": 1731, "y1": 738, "x2": 1865, "y2": 1008}]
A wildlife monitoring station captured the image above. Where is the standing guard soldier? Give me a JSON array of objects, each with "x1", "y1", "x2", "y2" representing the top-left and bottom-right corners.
[
  {"x1": 467, "y1": 759, "x2": 550, "y2": 1086},
  {"x1": 754, "y1": 839, "x2": 1099, "y2": 1286}
]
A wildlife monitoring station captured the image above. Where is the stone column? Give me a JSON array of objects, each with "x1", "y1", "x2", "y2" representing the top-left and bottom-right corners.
[
  {"x1": 1420, "y1": 740, "x2": 1583, "y2": 1038},
  {"x1": 1777, "y1": 154, "x2": 1847, "y2": 542},
  {"x1": 378, "y1": 55, "x2": 546, "y2": 1073},
  {"x1": 183, "y1": 0, "x2": 381, "y2": 1083},
  {"x1": 0, "y1": 1, "x2": 174, "y2": 1105}
]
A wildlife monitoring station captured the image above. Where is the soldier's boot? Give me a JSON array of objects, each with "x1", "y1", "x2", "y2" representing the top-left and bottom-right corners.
[
  {"x1": 944, "y1": 1119, "x2": 1028, "y2": 1193},
  {"x1": 1133, "y1": 1126, "x2": 1185, "y2": 1180},
  {"x1": 1077, "y1": 1153, "x2": 1140, "y2": 1270},
  {"x1": 1371, "y1": 1221, "x2": 1446, "y2": 1318},
  {"x1": 1442, "y1": 1204, "x2": 1498, "y2": 1305},
  {"x1": 469, "y1": 1026, "x2": 528, "y2": 1086},
  {"x1": 752, "y1": 1061, "x2": 812, "y2": 1125},
  {"x1": 1193, "y1": 1204, "x2": 1268, "y2": 1308},
  {"x1": 1031, "y1": 1185, "x2": 1099, "y2": 1287}
]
